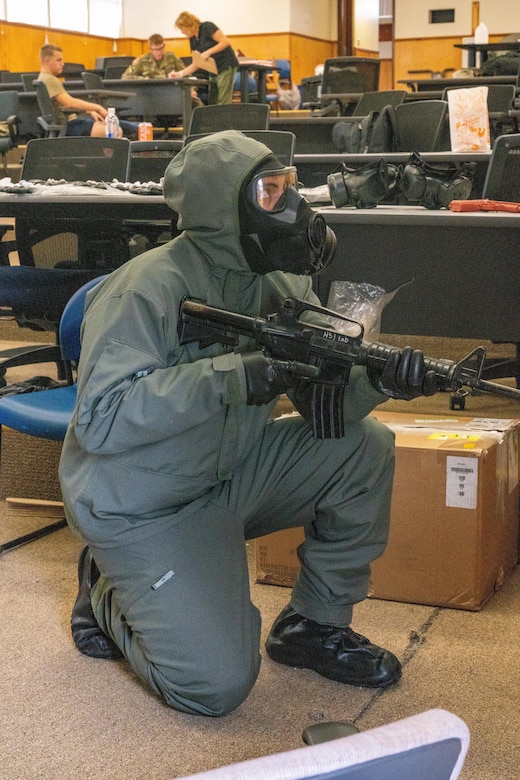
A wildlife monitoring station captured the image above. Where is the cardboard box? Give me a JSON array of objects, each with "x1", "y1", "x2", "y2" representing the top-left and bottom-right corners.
[{"x1": 255, "y1": 413, "x2": 520, "y2": 611}]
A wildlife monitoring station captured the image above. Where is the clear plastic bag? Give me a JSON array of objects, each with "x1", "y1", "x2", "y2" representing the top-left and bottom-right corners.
[{"x1": 327, "y1": 280, "x2": 412, "y2": 341}]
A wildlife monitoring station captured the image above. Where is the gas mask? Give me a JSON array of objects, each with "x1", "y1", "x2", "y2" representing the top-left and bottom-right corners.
[
  {"x1": 400, "y1": 151, "x2": 476, "y2": 209},
  {"x1": 328, "y1": 158, "x2": 400, "y2": 209},
  {"x1": 239, "y1": 158, "x2": 336, "y2": 276}
]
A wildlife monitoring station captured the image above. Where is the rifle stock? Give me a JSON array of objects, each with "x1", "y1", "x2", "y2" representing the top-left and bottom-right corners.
[{"x1": 179, "y1": 297, "x2": 520, "y2": 439}]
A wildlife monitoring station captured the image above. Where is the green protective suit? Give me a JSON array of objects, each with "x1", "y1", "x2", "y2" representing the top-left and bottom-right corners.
[{"x1": 58, "y1": 130, "x2": 395, "y2": 716}]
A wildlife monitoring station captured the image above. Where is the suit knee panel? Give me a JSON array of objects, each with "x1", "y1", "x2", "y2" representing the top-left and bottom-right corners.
[{"x1": 154, "y1": 661, "x2": 259, "y2": 717}]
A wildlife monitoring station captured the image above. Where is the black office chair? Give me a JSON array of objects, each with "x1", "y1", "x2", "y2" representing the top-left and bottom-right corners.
[
  {"x1": 21, "y1": 73, "x2": 38, "y2": 91},
  {"x1": 303, "y1": 57, "x2": 380, "y2": 117},
  {"x1": 125, "y1": 140, "x2": 181, "y2": 247},
  {"x1": 0, "y1": 90, "x2": 20, "y2": 177},
  {"x1": 394, "y1": 99, "x2": 450, "y2": 152},
  {"x1": 20, "y1": 136, "x2": 130, "y2": 184},
  {"x1": 0, "y1": 71, "x2": 24, "y2": 84},
  {"x1": 80, "y1": 70, "x2": 131, "y2": 105},
  {"x1": 104, "y1": 65, "x2": 129, "y2": 80},
  {"x1": 101, "y1": 56, "x2": 135, "y2": 79},
  {"x1": 17, "y1": 136, "x2": 131, "y2": 268},
  {"x1": 61, "y1": 62, "x2": 86, "y2": 79},
  {"x1": 183, "y1": 129, "x2": 296, "y2": 166},
  {"x1": 187, "y1": 103, "x2": 270, "y2": 134},
  {"x1": 352, "y1": 89, "x2": 407, "y2": 114},
  {"x1": 33, "y1": 80, "x2": 73, "y2": 137},
  {"x1": 0, "y1": 137, "x2": 131, "y2": 386},
  {"x1": 127, "y1": 139, "x2": 179, "y2": 182},
  {"x1": 80, "y1": 70, "x2": 104, "y2": 90},
  {"x1": 477, "y1": 132, "x2": 520, "y2": 387}
]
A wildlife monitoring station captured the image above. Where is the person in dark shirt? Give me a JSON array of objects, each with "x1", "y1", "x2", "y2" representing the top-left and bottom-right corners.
[{"x1": 169, "y1": 11, "x2": 238, "y2": 105}]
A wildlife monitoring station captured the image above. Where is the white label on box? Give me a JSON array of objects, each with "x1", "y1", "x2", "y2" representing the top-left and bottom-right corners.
[
  {"x1": 464, "y1": 418, "x2": 514, "y2": 431},
  {"x1": 446, "y1": 456, "x2": 478, "y2": 509}
]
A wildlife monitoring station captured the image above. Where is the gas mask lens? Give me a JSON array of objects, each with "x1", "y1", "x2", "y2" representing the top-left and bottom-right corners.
[{"x1": 252, "y1": 167, "x2": 298, "y2": 212}]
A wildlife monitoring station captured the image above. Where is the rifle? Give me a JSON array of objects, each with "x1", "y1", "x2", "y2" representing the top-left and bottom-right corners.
[{"x1": 179, "y1": 296, "x2": 520, "y2": 439}]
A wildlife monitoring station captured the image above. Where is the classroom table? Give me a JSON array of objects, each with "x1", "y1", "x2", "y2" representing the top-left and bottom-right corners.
[
  {"x1": 312, "y1": 204, "x2": 519, "y2": 345},
  {"x1": 236, "y1": 61, "x2": 276, "y2": 103},
  {"x1": 398, "y1": 74, "x2": 518, "y2": 92},
  {"x1": 454, "y1": 41, "x2": 520, "y2": 68},
  {"x1": 0, "y1": 190, "x2": 517, "y2": 349},
  {"x1": 269, "y1": 115, "x2": 342, "y2": 153},
  {"x1": 292, "y1": 151, "x2": 492, "y2": 195},
  {"x1": 102, "y1": 77, "x2": 207, "y2": 129}
]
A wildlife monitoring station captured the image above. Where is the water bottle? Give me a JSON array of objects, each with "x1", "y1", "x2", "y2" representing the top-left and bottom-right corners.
[{"x1": 105, "y1": 107, "x2": 120, "y2": 138}]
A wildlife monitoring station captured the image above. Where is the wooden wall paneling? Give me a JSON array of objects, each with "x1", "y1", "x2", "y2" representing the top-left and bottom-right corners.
[
  {"x1": 0, "y1": 23, "x2": 46, "y2": 72},
  {"x1": 393, "y1": 36, "x2": 464, "y2": 87},
  {"x1": 0, "y1": 21, "x2": 354, "y2": 90},
  {"x1": 393, "y1": 34, "x2": 512, "y2": 88},
  {"x1": 170, "y1": 33, "x2": 291, "y2": 63},
  {"x1": 379, "y1": 59, "x2": 393, "y2": 91},
  {"x1": 287, "y1": 35, "x2": 336, "y2": 84},
  {"x1": 0, "y1": 21, "x2": 143, "y2": 73}
]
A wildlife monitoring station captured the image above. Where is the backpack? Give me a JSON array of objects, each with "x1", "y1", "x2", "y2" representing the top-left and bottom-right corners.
[
  {"x1": 331, "y1": 104, "x2": 400, "y2": 154},
  {"x1": 482, "y1": 52, "x2": 520, "y2": 76}
]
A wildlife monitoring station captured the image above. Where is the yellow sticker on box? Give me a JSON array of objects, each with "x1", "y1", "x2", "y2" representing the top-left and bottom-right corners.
[{"x1": 428, "y1": 433, "x2": 480, "y2": 441}]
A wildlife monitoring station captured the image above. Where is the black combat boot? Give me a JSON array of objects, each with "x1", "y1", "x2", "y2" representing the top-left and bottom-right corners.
[
  {"x1": 71, "y1": 546, "x2": 123, "y2": 660},
  {"x1": 266, "y1": 605, "x2": 401, "y2": 688}
]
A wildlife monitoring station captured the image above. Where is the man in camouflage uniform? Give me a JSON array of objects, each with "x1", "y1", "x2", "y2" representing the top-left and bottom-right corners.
[
  {"x1": 122, "y1": 33, "x2": 186, "y2": 79},
  {"x1": 122, "y1": 33, "x2": 202, "y2": 136}
]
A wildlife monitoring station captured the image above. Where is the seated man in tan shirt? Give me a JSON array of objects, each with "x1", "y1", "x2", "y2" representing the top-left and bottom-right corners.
[{"x1": 38, "y1": 43, "x2": 137, "y2": 137}]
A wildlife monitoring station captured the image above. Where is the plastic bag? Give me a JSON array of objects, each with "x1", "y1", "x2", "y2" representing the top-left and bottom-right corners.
[
  {"x1": 327, "y1": 280, "x2": 412, "y2": 341},
  {"x1": 447, "y1": 86, "x2": 490, "y2": 152}
]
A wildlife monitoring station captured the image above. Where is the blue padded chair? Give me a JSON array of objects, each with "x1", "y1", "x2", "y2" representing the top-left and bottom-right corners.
[
  {"x1": 266, "y1": 59, "x2": 292, "y2": 112},
  {"x1": 175, "y1": 709, "x2": 470, "y2": 780},
  {"x1": 234, "y1": 71, "x2": 257, "y2": 99},
  {"x1": 0, "y1": 275, "x2": 106, "y2": 553}
]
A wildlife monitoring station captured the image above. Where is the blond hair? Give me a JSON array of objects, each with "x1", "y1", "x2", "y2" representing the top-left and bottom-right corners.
[{"x1": 175, "y1": 12, "x2": 200, "y2": 31}]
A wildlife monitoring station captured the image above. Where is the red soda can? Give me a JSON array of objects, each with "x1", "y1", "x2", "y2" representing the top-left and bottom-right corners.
[{"x1": 138, "y1": 122, "x2": 153, "y2": 141}]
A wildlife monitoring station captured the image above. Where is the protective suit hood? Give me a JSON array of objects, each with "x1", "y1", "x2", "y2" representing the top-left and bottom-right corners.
[
  {"x1": 163, "y1": 130, "x2": 335, "y2": 276},
  {"x1": 163, "y1": 130, "x2": 272, "y2": 273}
]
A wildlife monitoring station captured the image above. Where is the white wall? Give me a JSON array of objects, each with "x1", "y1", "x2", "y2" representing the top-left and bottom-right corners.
[
  {"x1": 479, "y1": 0, "x2": 520, "y2": 33},
  {"x1": 122, "y1": 1, "x2": 291, "y2": 40},
  {"x1": 289, "y1": 0, "x2": 336, "y2": 41},
  {"x1": 121, "y1": 1, "x2": 339, "y2": 41},
  {"x1": 354, "y1": 0, "x2": 379, "y2": 51},
  {"x1": 394, "y1": 0, "x2": 520, "y2": 39}
]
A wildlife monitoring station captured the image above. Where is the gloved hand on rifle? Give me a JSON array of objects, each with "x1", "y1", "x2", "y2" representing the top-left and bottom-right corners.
[
  {"x1": 242, "y1": 351, "x2": 320, "y2": 406},
  {"x1": 367, "y1": 346, "x2": 438, "y2": 400}
]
